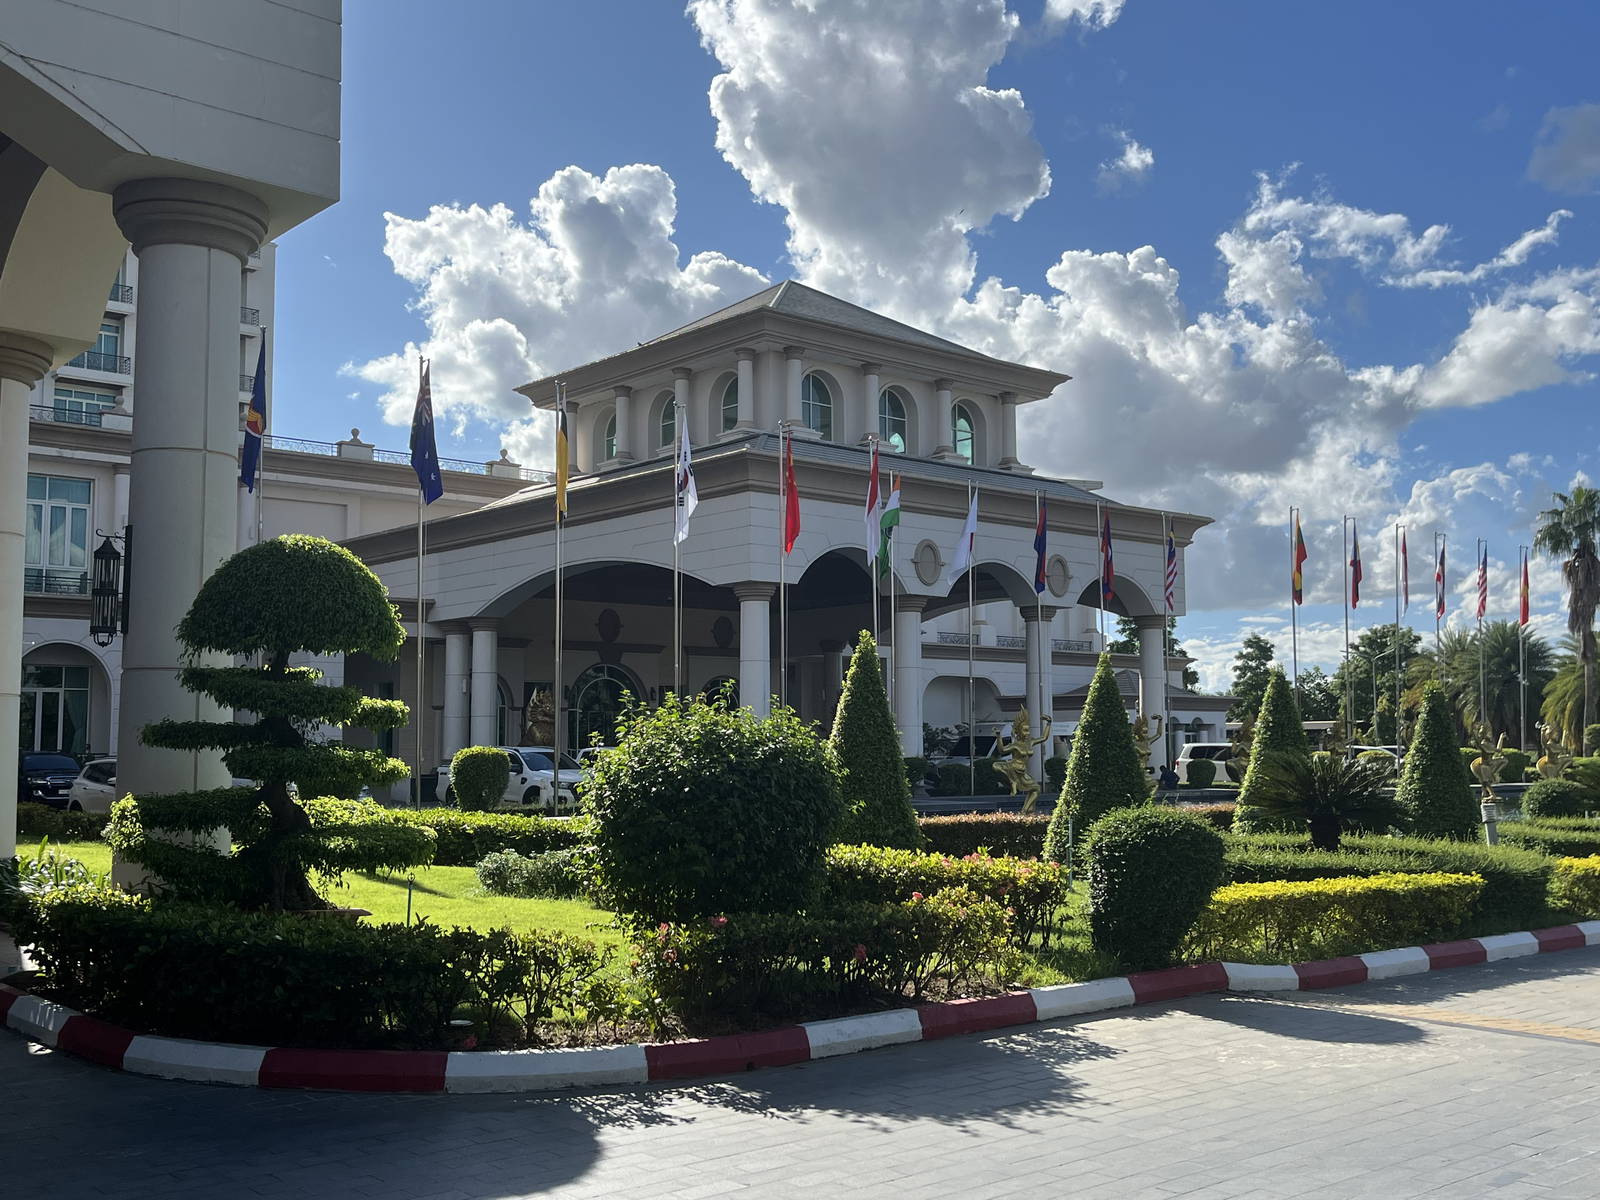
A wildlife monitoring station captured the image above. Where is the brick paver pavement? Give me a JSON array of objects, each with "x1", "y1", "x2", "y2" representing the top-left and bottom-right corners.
[{"x1": 5, "y1": 947, "x2": 1600, "y2": 1199}]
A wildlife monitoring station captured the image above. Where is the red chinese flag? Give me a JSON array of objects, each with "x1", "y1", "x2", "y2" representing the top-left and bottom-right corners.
[{"x1": 782, "y1": 433, "x2": 801, "y2": 554}]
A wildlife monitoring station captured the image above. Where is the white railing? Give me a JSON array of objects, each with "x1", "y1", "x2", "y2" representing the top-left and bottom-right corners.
[{"x1": 262, "y1": 434, "x2": 551, "y2": 483}]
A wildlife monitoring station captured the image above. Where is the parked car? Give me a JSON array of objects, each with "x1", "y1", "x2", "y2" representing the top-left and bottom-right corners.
[
  {"x1": 18, "y1": 752, "x2": 83, "y2": 810},
  {"x1": 1174, "y1": 742, "x2": 1235, "y2": 785},
  {"x1": 534, "y1": 746, "x2": 611, "y2": 810},
  {"x1": 68, "y1": 757, "x2": 118, "y2": 813},
  {"x1": 434, "y1": 746, "x2": 584, "y2": 812}
]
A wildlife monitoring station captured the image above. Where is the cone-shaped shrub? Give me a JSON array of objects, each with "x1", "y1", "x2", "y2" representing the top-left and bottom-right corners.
[
  {"x1": 832, "y1": 631, "x2": 923, "y2": 849},
  {"x1": 1044, "y1": 654, "x2": 1148, "y2": 863},
  {"x1": 1396, "y1": 683, "x2": 1480, "y2": 840},
  {"x1": 1232, "y1": 668, "x2": 1310, "y2": 833}
]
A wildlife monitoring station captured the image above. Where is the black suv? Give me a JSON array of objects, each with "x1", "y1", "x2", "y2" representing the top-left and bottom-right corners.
[{"x1": 18, "y1": 752, "x2": 82, "y2": 810}]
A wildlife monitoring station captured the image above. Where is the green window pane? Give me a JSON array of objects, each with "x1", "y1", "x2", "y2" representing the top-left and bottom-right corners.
[
  {"x1": 69, "y1": 508, "x2": 88, "y2": 566},
  {"x1": 63, "y1": 666, "x2": 90, "y2": 688},
  {"x1": 27, "y1": 475, "x2": 45, "y2": 500}
]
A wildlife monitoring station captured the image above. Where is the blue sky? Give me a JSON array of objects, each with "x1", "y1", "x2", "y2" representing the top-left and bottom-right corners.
[{"x1": 272, "y1": 1, "x2": 1600, "y2": 690}]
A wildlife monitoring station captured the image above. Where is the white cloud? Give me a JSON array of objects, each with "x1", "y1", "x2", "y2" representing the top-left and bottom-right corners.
[
  {"x1": 1095, "y1": 131, "x2": 1154, "y2": 192},
  {"x1": 1043, "y1": 0, "x2": 1126, "y2": 29},
  {"x1": 1528, "y1": 103, "x2": 1600, "y2": 194}
]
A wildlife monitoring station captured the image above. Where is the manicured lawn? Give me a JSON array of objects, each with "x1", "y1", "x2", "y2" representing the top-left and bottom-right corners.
[{"x1": 42, "y1": 840, "x2": 621, "y2": 947}]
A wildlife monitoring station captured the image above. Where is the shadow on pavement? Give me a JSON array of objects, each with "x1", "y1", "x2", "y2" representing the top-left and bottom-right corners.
[{"x1": 1188, "y1": 993, "x2": 1428, "y2": 1044}]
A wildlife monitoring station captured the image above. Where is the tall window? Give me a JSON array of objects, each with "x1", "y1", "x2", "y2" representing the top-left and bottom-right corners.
[
  {"x1": 952, "y1": 402, "x2": 975, "y2": 463},
  {"x1": 657, "y1": 393, "x2": 676, "y2": 448},
  {"x1": 603, "y1": 413, "x2": 617, "y2": 460},
  {"x1": 20, "y1": 663, "x2": 90, "y2": 754},
  {"x1": 94, "y1": 320, "x2": 121, "y2": 358},
  {"x1": 52, "y1": 385, "x2": 117, "y2": 426},
  {"x1": 802, "y1": 373, "x2": 833, "y2": 441},
  {"x1": 25, "y1": 475, "x2": 92, "y2": 595},
  {"x1": 721, "y1": 377, "x2": 739, "y2": 432},
  {"x1": 878, "y1": 388, "x2": 907, "y2": 453}
]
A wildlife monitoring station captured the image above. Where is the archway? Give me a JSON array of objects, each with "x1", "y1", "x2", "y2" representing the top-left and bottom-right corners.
[
  {"x1": 569, "y1": 662, "x2": 643, "y2": 752},
  {"x1": 20, "y1": 642, "x2": 112, "y2": 757}
]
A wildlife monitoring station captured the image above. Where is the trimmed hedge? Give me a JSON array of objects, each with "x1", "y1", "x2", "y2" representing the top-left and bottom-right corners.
[
  {"x1": 1522, "y1": 778, "x2": 1596, "y2": 820},
  {"x1": 1233, "y1": 669, "x2": 1309, "y2": 834},
  {"x1": 1186, "y1": 871, "x2": 1484, "y2": 963},
  {"x1": 825, "y1": 843, "x2": 1068, "y2": 945},
  {"x1": 1498, "y1": 820, "x2": 1600, "y2": 859},
  {"x1": 1183, "y1": 803, "x2": 1238, "y2": 832},
  {"x1": 397, "y1": 808, "x2": 588, "y2": 866},
  {"x1": 917, "y1": 813, "x2": 1048, "y2": 859},
  {"x1": 928, "y1": 759, "x2": 1007, "y2": 796},
  {"x1": 16, "y1": 803, "x2": 111, "y2": 841},
  {"x1": 1185, "y1": 758, "x2": 1217, "y2": 789},
  {"x1": 831, "y1": 632, "x2": 922, "y2": 848},
  {"x1": 1396, "y1": 685, "x2": 1478, "y2": 840},
  {"x1": 451, "y1": 746, "x2": 512, "y2": 812},
  {"x1": 1551, "y1": 856, "x2": 1600, "y2": 918},
  {"x1": 475, "y1": 847, "x2": 594, "y2": 900},
  {"x1": 1086, "y1": 807, "x2": 1225, "y2": 971},
  {"x1": 1045, "y1": 654, "x2": 1149, "y2": 862}
]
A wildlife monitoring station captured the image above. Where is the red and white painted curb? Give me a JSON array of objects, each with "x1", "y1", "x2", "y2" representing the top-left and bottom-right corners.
[{"x1": 6, "y1": 920, "x2": 1598, "y2": 1094}]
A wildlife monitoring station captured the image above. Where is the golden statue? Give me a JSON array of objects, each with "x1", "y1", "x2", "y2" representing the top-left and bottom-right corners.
[
  {"x1": 1468, "y1": 725, "x2": 1508, "y2": 800},
  {"x1": 1536, "y1": 723, "x2": 1573, "y2": 780},
  {"x1": 993, "y1": 705, "x2": 1054, "y2": 814},
  {"x1": 523, "y1": 689, "x2": 555, "y2": 745}
]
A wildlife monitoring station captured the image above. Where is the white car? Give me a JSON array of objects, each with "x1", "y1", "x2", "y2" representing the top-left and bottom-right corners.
[
  {"x1": 435, "y1": 746, "x2": 584, "y2": 812},
  {"x1": 1174, "y1": 742, "x2": 1235, "y2": 785},
  {"x1": 532, "y1": 746, "x2": 611, "y2": 810},
  {"x1": 67, "y1": 759, "x2": 299, "y2": 813}
]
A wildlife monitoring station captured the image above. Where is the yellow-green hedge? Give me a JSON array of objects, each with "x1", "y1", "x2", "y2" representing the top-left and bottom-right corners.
[
  {"x1": 1184, "y1": 871, "x2": 1483, "y2": 964},
  {"x1": 1551, "y1": 856, "x2": 1600, "y2": 919}
]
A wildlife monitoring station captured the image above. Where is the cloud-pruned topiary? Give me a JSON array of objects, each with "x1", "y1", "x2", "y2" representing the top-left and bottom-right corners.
[
  {"x1": 1395, "y1": 683, "x2": 1481, "y2": 841},
  {"x1": 1232, "y1": 669, "x2": 1310, "y2": 833},
  {"x1": 1044, "y1": 654, "x2": 1148, "y2": 864},
  {"x1": 831, "y1": 631, "x2": 923, "y2": 849}
]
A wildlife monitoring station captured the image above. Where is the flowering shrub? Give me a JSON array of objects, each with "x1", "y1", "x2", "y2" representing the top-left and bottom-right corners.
[{"x1": 824, "y1": 843, "x2": 1067, "y2": 945}]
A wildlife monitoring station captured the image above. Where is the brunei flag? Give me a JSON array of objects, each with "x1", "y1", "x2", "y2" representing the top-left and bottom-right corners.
[
  {"x1": 1292, "y1": 512, "x2": 1307, "y2": 605},
  {"x1": 554, "y1": 389, "x2": 569, "y2": 520}
]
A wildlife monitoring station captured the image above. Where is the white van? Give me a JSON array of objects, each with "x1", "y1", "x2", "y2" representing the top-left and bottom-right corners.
[{"x1": 1174, "y1": 742, "x2": 1234, "y2": 785}]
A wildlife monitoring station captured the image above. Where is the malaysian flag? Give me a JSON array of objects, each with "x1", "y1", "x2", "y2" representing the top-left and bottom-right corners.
[
  {"x1": 1435, "y1": 535, "x2": 1447, "y2": 619},
  {"x1": 1165, "y1": 528, "x2": 1178, "y2": 613},
  {"x1": 1477, "y1": 542, "x2": 1488, "y2": 620}
]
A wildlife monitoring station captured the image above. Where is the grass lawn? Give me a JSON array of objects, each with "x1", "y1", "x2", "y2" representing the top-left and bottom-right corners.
[{"x1": 42, "y1": 840, "x2": 621, "y2": 947}]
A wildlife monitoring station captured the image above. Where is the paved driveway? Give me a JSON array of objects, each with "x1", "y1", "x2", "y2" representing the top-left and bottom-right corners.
[{"x1": 6, "y1": 948, "x2": 1600, "y2": 1199}]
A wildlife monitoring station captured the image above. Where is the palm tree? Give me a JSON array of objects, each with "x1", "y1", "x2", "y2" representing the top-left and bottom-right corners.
[
  {"x1": 1432, "y1": 621, "x2": 1556, "y2": 746},
  {"x1": 1535, "y1": 487, "x2": 1600, "y2": 740},
  {"x1": 1246, "y1": 750, "x2": 1400, "y2": 851}
]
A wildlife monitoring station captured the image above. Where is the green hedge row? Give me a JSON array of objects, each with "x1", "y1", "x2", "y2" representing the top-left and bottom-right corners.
[
  {"x1": 16, "y1": 803, "x2": 111, "y2": 841},
  {"x1": 1499, "y1": 820, "x2": 1600, "y2": 859},
  {"x1": 916, "y1": 813, "x2": 1049, "y2": 858},
  {"x1": 394, "y1": 808, "x2": 589, "y2": 866}
]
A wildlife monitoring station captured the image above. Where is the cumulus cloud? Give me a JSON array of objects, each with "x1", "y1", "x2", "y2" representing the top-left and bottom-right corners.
[
  {"x1": 1528, "y1": 103, "x2": 1600, "y2": 194},
  {"x1": 1095, "y1": 131, "x2": 1154, "y2": 192},
  {"x1": 1042, "y1": 0, "x2": 1126, "y2": 29}
]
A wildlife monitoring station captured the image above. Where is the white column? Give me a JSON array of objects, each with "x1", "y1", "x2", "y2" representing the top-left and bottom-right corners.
[
  {"x1": 1023, "y1": 604, "x2": 1056, "y2": 783},
  {"x1": 113, "y1": 466, "x2": 131, "y2": 530},
  {"x1": 111, "y1": 180, "x2": 268, "y2": 814},
  {"x1": 442, "y1": 622, "x2": 470, "y2": 757},
  {"x1": 785, "y1": 346, "x2": 805, "y2": 427},
  {"x1": 894, "y1": 597, "x2": 927, "y2": 755},
  {"x1": 612, "y1": 386, "x2": 635, "y2": 462},
  {"x1": 735, "y1": 348, "x2": 756, "y2": 429},
  {"x1": 932, "y1": 379, "x2": 956, "y2": 457},
  {"x1": 860, "y1": 362, "x2": 880, "y2": 444},
  {"x1": 998, "y1": 392, "x2": 1020, "y2": 469},
  {"x1": 1135, "y1": 614, "x2": 1167, "y2": 769},
  {"x1": 735, "y1": 583, "x2": 774, "y2": 718},
  {"x1": 0, "y1": 334, "x2": 51, "y2": 860},
  {"x1": 469, "y1": 618, "x2": 499, "y2": 746},
  {"x1": 673, "y1": 366, "x2": 691, "y2": 440}
]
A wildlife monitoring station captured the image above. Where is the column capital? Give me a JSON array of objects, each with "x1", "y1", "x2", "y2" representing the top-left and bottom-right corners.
[
  {"x1": 860, "y1": 361, "x2": 881, "y2": 375},
  {"x1": 733, "y1": 581, "x2": 776, "y2": 602},
  {"x1": 612, "y1": 385, "x2": 632, "y2": 400},
  {"x1": 784, "y1": 345, "x2": 806, "y2": 360},
  {"x1": 934, "y1": 378, "x2": 955, "y2": 393},
  {"x1": 894, "y1": 595, "x2": 930, "y2": 614},
  {"x1": 467, "y1": 616, "x2": 501, "y2": 633},
  {"x1": 0, "y1": 331, "x2": 52, "y2": 386},
  {"x1": 1132, "y1": 613, "x2": 1167, "y2": 631},
  {"x1": 736, "y1": 346, "x2": 758, "y2": 362},
  {"x1": 999, "y1": 391, "x2": 1018, "y2": 406},
  {"x1": 112, "y1": 178, "x2": 268, "y2": 262},
  {"x1": 1020, "y1": 604, "x2": 1059, "y2": 623},
  {"x1": 439, "y1": 619, "x2": 472, "y2": 636},
  {"x1": 672, "y1": 366, "x2": 693, "y2": 380}
]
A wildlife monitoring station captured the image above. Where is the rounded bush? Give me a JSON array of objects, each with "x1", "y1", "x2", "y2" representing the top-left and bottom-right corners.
[
  {"x1": 1522, "y1": 778, "x2": 1597, "y2": 820},
  {"x1": 1044, "y1": 755, "x2": 1068, "y2": 794},
  {"x1": 584, "y1": 693, "x2": 844, "y2": 923},
  {"x1": 1185, "y1": 758, "x2": 1217, "y2": 789},
  {"x1": 1086, "y1": 806, "x2": 1225, "y2": 971},
  {"x1": 452, "y1": 746, "x2": 511, "y2": 812}
]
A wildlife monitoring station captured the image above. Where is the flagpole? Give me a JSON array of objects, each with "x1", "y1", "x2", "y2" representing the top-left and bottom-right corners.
[
  {"x1": 967, "y1": 480, "x2": 976, "y2": 798},
  {"x1": 1161, "y1": 510, "x2": 1171, "y2": 769},
  {"x1": 1435, "y1": 532, "x2": 1444, "y2": 661},
  {"x1": 886, "y1": 477, "x2": 896, "y2": 715},
  {"x1": 1290, "y1": 507, "x2": 1300, "y2": 698},
  {"x1": 414, "y1": 359, "x2": 428, "y2": 809},
  {"x1": 553, "y1": 381, "x2": 566, "y2": 804},
  {"x1": 255, "y1": 326, "x2": 268, "y2": 548},
  {"x1": 868, "y1": 436, "x2": 880, "y2": 658},
  {"x1": 1040, "y1": 492, "x2": 1050, "y2": 764},
  {"x1": 1095, "y1": 501, "x2": 1105, "y2": 645},
  {"x1": 1343, "y1": 515, "x2": 1352, "y2": 746},
  {"x1": 778, "y1": 423, "x2": 789, "y2": 710},
  {"x1": 673, "y1": 396, "x2": 682, "y2": 696}
]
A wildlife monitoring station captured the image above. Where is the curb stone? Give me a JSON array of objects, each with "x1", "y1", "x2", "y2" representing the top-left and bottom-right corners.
[{"x1": 6, "y1": 919, "x2": 1600, "y2": 1094}]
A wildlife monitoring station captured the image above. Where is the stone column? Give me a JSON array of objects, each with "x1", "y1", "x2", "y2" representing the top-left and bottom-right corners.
[
  {"x1": 672, "y1": 366, "x2": 691, "y2": 442},
  {"x1": 0, "y1": 333, "x2": 51, "y2": 860},
  {"x1": 612, "y1": 386, "x2": 634, "y2": 462},
  {"x1": 111, "y1": 179, "x2": 268, "y2": 813},
  {"x1": 735, "y1": 348, "x2": 756, "y2": 429},
  {"x1": 442, "y1": 622, "x2": 471, "y2": 757},
  {"x1": 1135, "y1": 614, "x2": 1168, "y2": 768},
  {"x1": 1022, "y1": 604, "x2": 1058, "y2": 783},
  {"x1": 735, "y1": 583, "x2": 774, "y2": 718},
  {"x1": 894, "y1": 596, "x2": 928, "y2": 755},
  {"x1": 998, "y1": 392, "x2": 1021, "y2": 469},
  {"x1": 784, "y1": 346, "x2": 805, "y2": 428},
  {"x1": 932, "y1": 379, "x2": 956, "y2": 457},
  {"x1": 113, "y1": 466, "x2": 131, "y2": 530},
  {"x1": 860, "y1": 362, "x2": 880, "y2": 445},
  {"x1": 468, "y1": 618, "x2": 500, "y2": 746}
]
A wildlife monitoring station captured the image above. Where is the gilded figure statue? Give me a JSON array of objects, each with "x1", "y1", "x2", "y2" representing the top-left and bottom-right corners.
[
  {"x1": 993, "y1": 705, "x2": 1054, "y2": 814},
  {"x1": 1536, "y1": 722, "x2": 1573, "y2": 780}
]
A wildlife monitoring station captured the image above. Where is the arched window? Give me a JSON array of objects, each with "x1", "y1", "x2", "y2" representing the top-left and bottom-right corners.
[
  {"x1": 952, "y1": 401, "x2": 975, "y2": 463},
  {"x1": 657, "y1": 392, "x2": 676, "y2": 449},
  {"x1": 878, "y1": 388, "x2": 907, "y2": 453},
  {"x1": 720, "y1": 378, "x2": 739, "y2": 433},
  {"x1": 603, "y1": 413, "x2": 617, "y2": 461},
  {"x1": 495, "y1": 678, "x2": 514, "y2": 747},
  {"x1": 701, "y1": 675, "x2": 739, "y2": 709},
  {"x1": 802, "y1": 373, "x2": 833, "y2": 441},
  {"x1": 570, "y1": 663, "x2": 640, "y2": 752}
]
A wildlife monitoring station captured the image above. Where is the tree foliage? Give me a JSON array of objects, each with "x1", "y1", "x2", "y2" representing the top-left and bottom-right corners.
[
  {"x1": 1329, "y1": 624, "x2": 1425, "y2": 744},
  {"x1": 1228, "y1": 633, "x2": 1277, "y2": 721},
  {"x1": 1106, "y1": 615, "x2": 1199, "y2": 689},
  {"x1": 1043, "y1": 654, "x2": 1148, "y2": 863},
  {"x1": 831, "y1": 631, "x2": 922, "y2": 848},
  {"x1": 1245, "y1": 751, "x2": 1400, "y2": 850},
  {"x1": 1233, "y1": 669, "x2": 1310, "y2": 832},
  {"x1": 1536, "y1": 486, "x2": 1600, "y2": 743},
  {"x1": 1395, "y1": 683, "x2": 1480, "y2": 840},
  {"x1": 451, "y1": 746, "x2": 511, "y2": 812},
  {"x1": 1295, "y1": 666, "x2": 1341, "y2": 722}
]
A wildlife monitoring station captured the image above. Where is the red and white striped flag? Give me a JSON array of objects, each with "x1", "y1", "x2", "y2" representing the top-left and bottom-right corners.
[
  {"x1": 1477, "y1": 543, "x2": 1488, "y2": 620},
  {"x1": 1435, "y1": 536, "x2": 1447, "y2": 619},
  {"x1": 1164, "y1": 529, "x2": 1178, "y2": 613}
]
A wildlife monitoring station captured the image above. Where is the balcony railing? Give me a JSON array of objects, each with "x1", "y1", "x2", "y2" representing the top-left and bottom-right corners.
[
  {"x1": 108, "y1": 283, "x2": 134, "y2": 304},
  {"x1": 262, "y1": 434, "x2": 552, "y2": 483},
  {"x1": 240, "y1": 374, "x2": 255, "y2": 393},
  {"x1": 30, "y1": 404, "x2": 109, "y2": 427},
  {"x1": 936, "y1": 631, "x2": 975, "y2": 646},
  {"x1": 240, "y1": 306, "x2": 260, "y2": 326},
  {"x1": 64, "y1": 350, "x2": 131, "y2": 374},
  {"x1": 994, "y1": 634, "x2": 1026, "y2": 649},
  {"x1": 25, "y1": 567, "x2": 89, "y2": 596},
  {"x1": 1054, "y1": 638, "x2": 1093, "y2": 652},
  {"x1": 248, "y1": 249, "x2": 261, "y2": 264}
]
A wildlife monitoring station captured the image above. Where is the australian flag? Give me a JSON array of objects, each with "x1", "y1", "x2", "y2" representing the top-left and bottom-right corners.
[
  {"x1": 410, "y1": 359, "x2": 444, "y2": 505},
  {"x1": 239, "y1": 339, "x2": 267, "y2": 492}
]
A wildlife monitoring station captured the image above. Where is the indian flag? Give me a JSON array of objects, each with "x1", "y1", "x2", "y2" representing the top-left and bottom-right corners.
[{"x1": 877, "y1": 475, "x2": 901, "y2": 579}]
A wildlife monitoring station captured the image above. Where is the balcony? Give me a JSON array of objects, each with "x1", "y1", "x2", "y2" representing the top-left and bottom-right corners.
[
  {"x1": 240, "y1": 306, "x2": 260, "y2": 327},
  {"x1": 240, "y1": 374, "x2": 255, "y2": 393},
  {"x1": 1053, "y1": 638, "x2": 1093, "y2": 652},
  {"x1": 995, "y1": 634, "x2": 1026, "y2": 650},
  {"x1": 25, "y1": 567, "x2": 89, "y2": 596},
  {"x1": 31, "y1": 403, "x2": 107, "y2": 428},
  {"x1": 63, "y1": 350, "x2": 131, "y2": 375},
  {"x1": 261, "y1": 434, "x2": 553, "y2": 483},
  {"x1": 108, "y1": 283, "x2": 134, "y2": 305}
]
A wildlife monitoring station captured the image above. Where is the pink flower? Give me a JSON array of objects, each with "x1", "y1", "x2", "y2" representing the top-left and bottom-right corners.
[
  {"x1": 658, "y1": 922, "x2": 671, "y2": 933},
  {"x1": 853, "y1": 944, "x2": 868, "y2": 962},
  {"x1": 461, "y1": 1035, "x2": 478, "y2": 1050},
  {"x1": 710, "y1": 915, "x2": 728, "y2": 929},
  {"x1": 910, "y1": 892, "x2": 924, "y2": 901}
]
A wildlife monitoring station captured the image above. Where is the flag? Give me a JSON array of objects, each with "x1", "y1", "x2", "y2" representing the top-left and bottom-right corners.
[
  {"x1": 1033, "y1": 498, "x2": 1048, "y2": 595},
  {"x1": 1401, "y1": 528, "x2": 1409, "y2": 614},
  {"x1": 945, "y1": 489, "x2": 978, "y2": 586},
  {"x1": 674, "y1": 414, "x2": 697, "y2": 545},
  {"x1": 1477, "y1": 543, "x2": 1488, "y2": 620},
  {"x1": 864, "y1": 441, "x2": 881, "y2": 562},
  {"x1": 782, "y1": 432, "x2": 801, "y2": 554},
  {"x1": 877, "y1": 475, "x2": 901, "y2": 579},
  {"x1": 1435, "y1": 537, "x2": 1447, "y2": 619},
  {"x1": 1100, "y1": 511, "x2": 1115, "y2": 601},
  {"x1": 554, "y1": 390, "x2": 569, "y2": 520},
  {"x1": 1165, "y1": 529, "x2": 1178, "y2": 613},
  {"x1": 1349, "y1": 522, "x2": 1363, "y2": 608},
  {"x1": 239, "y1": 338, "x2": 267, "y2": 493},
  {"x1": 410, "y1": 360, "x2": 444, "y2": 505},
  {"x1": 1520, "y1": 549, "x2": 1531, "y2": 626},
  {"x1": 1292, "y1": 512, "x2": 1307, "y2": 605}
]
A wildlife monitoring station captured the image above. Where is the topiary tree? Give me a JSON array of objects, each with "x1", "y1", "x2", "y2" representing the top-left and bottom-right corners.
[
  {"x1": 1395, "y1": 683, "x2": 1481, "y2": 840},
  {"x1": 452, "y1": 746, "x2": 511, "y2": 812},
  {"x1": 120, "y1": 536, "x2": 417, "y2": 910},
  {"x1": 584, "y1": 692, "x2": 844, "y2": 924},
  {"x1": 1085, "y1": 806, "x2": 1224, "y2": 971},
  {"x1": 1522, "y1": 778, "x2": 1597, "y2": 820},
  {"x1": 1043, "y1": 654, "x2": 1149, "y2": 863},
  {"x1": 831, "y1": 631, "x2": 922, "y2": 849},
  {"x1": 1232, "y1": 669, "x2": 1310, "y2": 833}
]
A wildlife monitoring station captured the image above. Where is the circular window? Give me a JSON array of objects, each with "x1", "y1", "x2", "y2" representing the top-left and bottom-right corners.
[
  {"x1": 913, "y1": 539, "x2": 943, "y2": 586},
  {"x1": 1046, "y1": 555, "x2": 1070, "y2": 598}
]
